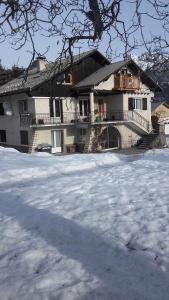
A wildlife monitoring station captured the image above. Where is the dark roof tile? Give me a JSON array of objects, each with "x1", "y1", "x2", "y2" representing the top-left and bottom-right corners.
[
  {"x1": 75, "y1": 60, "x2": 127, "y2": 88},
  {"x1": 0, "y1": 49, "x2": 99, "y2": 95}
]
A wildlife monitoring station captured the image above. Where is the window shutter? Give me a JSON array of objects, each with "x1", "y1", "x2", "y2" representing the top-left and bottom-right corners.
[
  {"x1": 49, "y1": 98, "x2": 54, "y2": 117},
  {"x1": 60, "y1": 100, "x2": 63, "y2": 122},
  {"x1": 128, "y1": 98, "x2": 134, "y2": 111},
  {"x1": 143, "y1": 98, "x2": 147, "y2": 110}
]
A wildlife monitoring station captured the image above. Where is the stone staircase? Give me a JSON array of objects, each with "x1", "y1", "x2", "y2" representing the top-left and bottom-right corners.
[{"x1": 137, "y1": 133, "x2": 166, "y2": 149}]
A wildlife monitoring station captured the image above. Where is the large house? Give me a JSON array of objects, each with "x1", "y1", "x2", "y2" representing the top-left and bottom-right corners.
[{"x1": 0, "y1": 49, "x2": 160, "y2": 154}]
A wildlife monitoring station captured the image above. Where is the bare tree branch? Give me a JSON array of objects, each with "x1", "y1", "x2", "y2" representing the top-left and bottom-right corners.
[{"x1": 0, "y1": 0, "x2": 168, "y2": 63}]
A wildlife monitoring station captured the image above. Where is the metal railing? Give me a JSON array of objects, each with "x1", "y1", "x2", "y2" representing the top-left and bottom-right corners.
[
  {"x1": 20, "y1": 110, "x2": 149, "y2": 131},
  {"x1": 92, "y1": 110, "x2": 149, "y2": 131},
  {"x1": 20, "y1": 112, "x2": 81, "y2": 126}
]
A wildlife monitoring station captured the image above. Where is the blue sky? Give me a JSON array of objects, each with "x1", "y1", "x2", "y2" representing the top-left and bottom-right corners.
[{"x1": 0, "y1": 0, "x2": 168, "y2": 68}]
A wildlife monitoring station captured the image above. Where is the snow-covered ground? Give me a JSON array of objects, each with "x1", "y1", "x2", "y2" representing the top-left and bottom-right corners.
[{"x1": 0, "y1": 147, "x2": 169, "y2": 300}]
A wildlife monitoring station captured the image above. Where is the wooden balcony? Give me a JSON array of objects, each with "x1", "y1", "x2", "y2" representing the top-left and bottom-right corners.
[{"x1": 114, "y1": 74, "x2": 140, "y2": 91}]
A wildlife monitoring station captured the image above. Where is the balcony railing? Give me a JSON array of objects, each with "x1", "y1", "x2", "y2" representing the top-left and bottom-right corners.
[
  {"x1": 114, "y1": 75, "x2": 140, "y2": 90},
  {"x1": 93, "y1": 110, "x2": 149, "y2": 131},
  {"x1": 20, "y1": 110, "x2": 149, "y2": 131},
  {"x1": 20, "y1": 113, "x2": 81, "y2": 127}
]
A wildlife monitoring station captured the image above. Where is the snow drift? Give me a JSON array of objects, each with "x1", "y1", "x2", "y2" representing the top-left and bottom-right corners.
[{"x1": 0, "y1": 147, "x2": 169, "y2": 300}]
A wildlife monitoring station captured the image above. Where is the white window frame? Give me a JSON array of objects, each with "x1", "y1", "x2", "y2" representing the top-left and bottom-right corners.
[
  {"x1": 51, "y1": 129, "x2": 63, "y2": 153},
  {"x1": 134, "y1": 98, "x2": 143, "y2": 110}
]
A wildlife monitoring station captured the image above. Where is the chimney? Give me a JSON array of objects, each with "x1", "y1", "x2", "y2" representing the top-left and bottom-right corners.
[
  {"x1": 32, "y1": 56, "x2": 46, "y2": 72},
  {"x1": 123, "y1": 53, "x2": 132, "y2": 61}
]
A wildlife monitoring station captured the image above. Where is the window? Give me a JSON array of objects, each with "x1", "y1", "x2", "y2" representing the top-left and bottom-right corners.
[
  {"x1": 3, "y1": 102, "x2": 13, "y2": 116},
  {"x1": 0, "y1": 103, "x2": 4, "y2": 115},
  {"x1": 79, "y1": 100, "x2": 90, "y2": 116},
  {"x1": 0, "y1": 102, "x2": 13, "y2": 116},
  {"x1": 0, "y1": 130, "x2": 6, "y2": 142},
  {"x1": 135, "y1": 98, "x2": 142, "y2": 110},
  {"x1": 49, "y1": 99, "x2": 61, "y2": 118},
  {"x1": 64, "y1": 72, "x2": 73, "y2": 84},
  {"x1": 79, "y1": 128, "x2": 86, "y2": 142},
  {"x1": 20, "y1": 131, "x2": 28, "y2": 145},
  {"x1": 80, "y1": 128, "x2": 86, "y2": 136},
  {"x1": 128, "y1": 98, "x2": 147, "y2": 110},
  {"x1": 18, "y1": 100, "x2": 28, "y2": 114}
]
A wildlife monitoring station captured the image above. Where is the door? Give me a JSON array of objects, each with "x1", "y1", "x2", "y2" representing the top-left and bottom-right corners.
[
  {"x1": 98, "y1": 99, "x2": 105, "y2": 120},
  {"x1": 79, "y1": 100, "x2": 90, "y2": 118},
  {"x1": 51, "y1": 130, "x2": 62, "y2": 153},
  {"x1": 50, "y1": 99, "x2": 62, "y2": 123}
]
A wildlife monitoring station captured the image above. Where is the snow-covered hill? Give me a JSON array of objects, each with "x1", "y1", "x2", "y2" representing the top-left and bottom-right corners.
[{"x1": 0, "y1": 147, "x2": 169, "y2": 299}]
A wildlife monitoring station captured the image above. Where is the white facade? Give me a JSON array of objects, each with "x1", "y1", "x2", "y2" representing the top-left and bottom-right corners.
[{"x1": 0, "y1": 61, "x2": 156, "y2": 153}]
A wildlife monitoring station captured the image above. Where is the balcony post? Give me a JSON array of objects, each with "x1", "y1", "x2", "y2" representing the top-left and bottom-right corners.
[{"x1": 90, "y1": 91, "x2": 95, "y2": 123}]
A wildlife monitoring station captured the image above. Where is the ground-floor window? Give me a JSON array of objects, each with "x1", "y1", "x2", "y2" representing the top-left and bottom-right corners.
[
  {"x1": 99, "y1": 127, "x2": 120, "y2": 149},
  {"x1": 20, "y1": 131, "x2": 29, "y2": 145},
  {"x1": 0, "y1": 130, "x2": 6, "y2": 142},
  {"x1": 79, "y1": 128, "x2": 86, "y2": 142}
]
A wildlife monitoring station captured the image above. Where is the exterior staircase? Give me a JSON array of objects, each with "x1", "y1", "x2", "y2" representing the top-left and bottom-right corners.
[
  {"x1": 137, "y1": 133, "x2": 166, "y2": 149},
  {"x1": 95, "y1": 110, "x2": 150, "y2": 135}
]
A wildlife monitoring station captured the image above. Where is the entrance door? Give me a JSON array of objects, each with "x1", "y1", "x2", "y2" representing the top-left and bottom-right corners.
[{"x1": 51, "y1": 130, "x2": 62, "y2": 153}]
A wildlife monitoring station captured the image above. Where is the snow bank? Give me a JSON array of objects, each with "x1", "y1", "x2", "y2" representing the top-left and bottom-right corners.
[
  {"x1": 141, "y1": 148, "x2": 169, "y2": 162},
  {"x1": 0, "y1": 146, "x2": 18, "y2": 153},
  {"x1": 0, "y1": 147, "x2": 122, "y2": 184},
  {"x1": 0, "y1": 147, "x2": 169, "y2": 299}
]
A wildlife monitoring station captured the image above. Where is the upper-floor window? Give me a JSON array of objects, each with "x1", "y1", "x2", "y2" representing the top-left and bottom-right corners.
[
  {"x1": 18, "y1": 100, "x2": 28, "y2": 114},
  {"x1": 64, "y1": 72, "x2": 73, "y2": 84},
  {"x1": 79, "y1": 99, "x2": 90, "y2": 116},
  {"x1": 128, "y1": 98, "x2": 147, "y2": 110},
  {"x1": 0, "y1": 130, "x2": 6, "y2": 142},
  {"x1": 0, "y1": 102, "x2": 13, "y2": 116},
  {"x1": 50, "y1": 98, "x2": 61, "y2": 118}
]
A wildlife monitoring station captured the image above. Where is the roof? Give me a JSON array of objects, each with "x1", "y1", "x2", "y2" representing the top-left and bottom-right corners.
[
  {"x1": 75, "y1": 60, "x2": 126, "y2": 88},
  {"x1": 75, "y1": 59, "x2": 161, "y2": 91},
  {"x1": 0, "y1": 49, "x2": 108, "y2": 96},
  {"x1": 151, "y1": 101, "x2": 169, "y2": 112}
]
